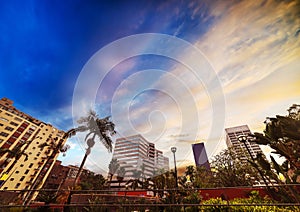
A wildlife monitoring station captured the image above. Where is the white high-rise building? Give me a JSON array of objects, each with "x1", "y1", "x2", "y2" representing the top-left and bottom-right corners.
[{"x1": 112, "y1": 134, "x2": 169, "y2": 179}]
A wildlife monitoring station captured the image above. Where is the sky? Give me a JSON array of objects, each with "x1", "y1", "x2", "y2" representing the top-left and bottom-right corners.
[{"x1": 0, "y1": 0, "x2": 299, "y2": 175}]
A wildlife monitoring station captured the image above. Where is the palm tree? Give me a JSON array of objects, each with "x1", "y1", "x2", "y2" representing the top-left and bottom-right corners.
[
  {"x1": 0, "y1": 142, "x2": 29, "y2": 174},
  {"x1": 23, "y1": 136, "x2": 71, "y2": 205},
  {"x1": 117, "y1": 167, "x2": 126, "y2": 188},
  {"x1": 151, "y1": 169, "x2": 166, "y2": 198},
  {"x1": 38, "y1": 136, "x2": 70, "y2": 157},
  {"x1": 108, "y1": 158, "x2": 120, "y2": 189},
  {"x1": 70, "y1": 110, "x2": 116, "y2": 187},
  {"x1": 126, "y1": 170, "x2": 142, "y2": 190}
]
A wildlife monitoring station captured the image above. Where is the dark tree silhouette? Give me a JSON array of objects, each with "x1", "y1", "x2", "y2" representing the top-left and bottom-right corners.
[
  {"x1": 250, "y1": 104, "x2": 300, "y2": 203},
  {"x1": 70, "y1": 110, "x2": 116, "y2": 187}
]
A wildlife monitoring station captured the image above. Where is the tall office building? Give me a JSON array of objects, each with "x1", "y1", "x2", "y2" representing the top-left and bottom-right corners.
[
  {"x1": 192, "y1": 143, "x2": 210, "y2": 170},
  {"x1": 0, "y1": 98, "x2": 67, "y2": 202},
  {"x1": 112, "y1": 134, "x2": 169, "y2": 180},
  {"x1": 225, "y1": 125, "x2": 263, "y2": 164}
]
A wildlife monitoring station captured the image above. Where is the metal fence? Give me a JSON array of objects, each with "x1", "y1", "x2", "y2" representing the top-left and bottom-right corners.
[{"x1": 0, "y1": 185, "x2": 300, "y2": 211}]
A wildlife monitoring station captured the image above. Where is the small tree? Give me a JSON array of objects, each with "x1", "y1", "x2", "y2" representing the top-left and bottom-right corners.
[
  {"x1": 108, "y1": 158, "x2": 120, "y2": 189},
  {"x1": 126, "y1": 170, "x2": 142, "y2": 190},
  {"x1": 116, "y1": 167, "x2": 126, "y2": 188},
  {"x1": 210, "y1": 148, "x2": 258, "y2": 187}
]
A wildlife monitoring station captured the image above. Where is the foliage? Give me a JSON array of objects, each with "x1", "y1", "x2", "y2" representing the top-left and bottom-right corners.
[
  {"x1": 250, "y1": 104, "x2": 300, "y2": 203},
  {"x1": 35, "y1": 190, "x2": 58, "y2": 204},
  {"x1": 0, "y1": 141, "x2": 28, "y2": 173},
  {"x1": 78, "y1": 172, "x2": 106, "y2": 190},
  {"x1": 126, "y1": 170, "x2": 143, "y2": 190},
  {"x1": 76, "y1": 110, "x2": 116, "y2": 152},
  {"x1": 210, "y1": 148, "x2": 258, "y2": 187},
  {"x1": 70, "y1": 110, "x2": 116, "y2": 187},
  {"x1": 200, "y1": 190, "x2": 300, "y2": 212},
  {"x1": 180, "y1": 165, "x2": 214, "y2": 188},
  {"x1": 38, "y1": 135, "x2": 70, "y2": 157},
  {"x1": 116, "y1": 166, "x2": 126, "y2": 187}
]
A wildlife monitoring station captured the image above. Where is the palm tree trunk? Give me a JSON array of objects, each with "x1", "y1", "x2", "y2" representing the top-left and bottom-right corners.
[{"x1": 73, "y1": 151, "x2": 88, "y2": 188}]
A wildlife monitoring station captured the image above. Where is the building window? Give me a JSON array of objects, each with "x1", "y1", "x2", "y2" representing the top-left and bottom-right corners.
[
  {"x1": 4, "y1": 112, "x2": 13, "y2": 117},
  {"x1": 29, "y1": 163, "x2": 33, "y2": 168},
  {"x1": 5, "y1": 126, "x2": 14, "y2": 131},
  {"x1": 20, "y1": 176, "x2": 25, "y2": 181},
  {"x1": 10, "y1": 178, "x2": 14, "y2": 181},
  {"x1": 0, "y1": 117, "x2": 8, "y2": 122},
  {"x1": 15, "y1": 171, "x2": 19, "y2": 174},
  {"x1": 0, "y1": 123, "x2": 3, "y2": 126},
  {"x1": 10, "y1": 121, "x2": 18, "y2": 127},
  {"x1": 0, "y1": 139, "x2": 3, "y2": 143},
  {"x1": 3, "y1": 187, "x2": 8, "y2": 190},
  {"x1": 0, "y1": 132, "x2": 9, "y2": 137},
  {"x1": 15, "y1": 183, "x2": 21, "y2": 189},
  {"x1": 24, "y1": 169, "x2": 29, "y2": 174},
  {"x1": 14, "y1": 117, "x2": 22, "y2": 122}
]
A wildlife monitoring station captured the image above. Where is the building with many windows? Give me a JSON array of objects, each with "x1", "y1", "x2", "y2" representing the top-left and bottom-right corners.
[
  {"x1": 0, "y1": 97, "x2": 67, "y2": 202},
  {"x1": 225, "y1": 125, "x2": 263, "y2": 164},
  {"x1": 112, "y1": 134, "x2": 169, "y2": 180}
]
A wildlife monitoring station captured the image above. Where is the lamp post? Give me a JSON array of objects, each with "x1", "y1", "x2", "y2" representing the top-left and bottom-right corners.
[
  {"x1": 237, "y1": 135, "x2": 268, "y2": 186},
  {"x1": 171, "y1": 147, "x2": 178, "y2": 188}
]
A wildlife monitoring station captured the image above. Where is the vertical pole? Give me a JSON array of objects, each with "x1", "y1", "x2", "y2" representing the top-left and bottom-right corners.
[
  {"x1": 173, "y1": 152, "x2": 178, "y2": 188},
  {"x1": 242, "y1": 139, "x2": 269, "y2": 187}
]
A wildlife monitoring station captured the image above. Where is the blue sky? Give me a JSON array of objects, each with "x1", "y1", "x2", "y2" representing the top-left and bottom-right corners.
[{"x1": 0, "y1": 0, "x2": 299, "y2": 174}]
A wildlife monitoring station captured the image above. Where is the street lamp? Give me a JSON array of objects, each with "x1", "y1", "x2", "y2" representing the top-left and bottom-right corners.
[
  {"x1": 237, "y1": 135, "x2": 268, "y2": 186},
  {"x1": 171, "y1": 147, "x2": 178, "y2": 188},
  {"x1": 237, "y1": 135, "x2": 255, "y2": 161}
]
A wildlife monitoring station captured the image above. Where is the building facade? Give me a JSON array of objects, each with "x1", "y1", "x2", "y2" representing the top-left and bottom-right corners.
[
  {"x1": 192, "y1": 142, "x2": 210, "y2": 170},
  {"x1": 225, "y1": 125, "x2": 263, "y2": 164},
  {"x1": 0, "y1": 98, "x2": 67, "y2": 202},
  {"x1": 112, "y1": 134, "x2": 169, "y2": 180}
]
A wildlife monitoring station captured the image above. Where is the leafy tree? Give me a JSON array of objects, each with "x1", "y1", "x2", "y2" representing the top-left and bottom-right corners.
[
  {"x1": 151, "y1": 169, "x2": 166, "y2": 198},
  {"x1": 210, "y1": 148, "x2": 258, "y2": 187},
  {"x1": 79, "y1": 172, "x2": 106, "y2": 190},
  {"x1": 108, "y1": 158, "x2": 120, "y2": 189},
  {"x1": 126, "y1": 170, "x2": 143, "y2": 190},
  {"x1": 116, "y1": 166, "x2": 126, "y2": 188},
  {"x1": 250, "y1": 104, "x2": 300, "y2": 203},
  {"x1": 179, "y1": 165, "x2": 214, "y2": 188}
]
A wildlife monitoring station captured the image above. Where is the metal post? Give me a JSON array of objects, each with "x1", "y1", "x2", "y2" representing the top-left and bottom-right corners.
[
  {"x1": 237, "y1": 135, "x2": 269, "y2": 186},
  {"x1": 171, "y1": 147, "x2": 178, "y2": 188}
]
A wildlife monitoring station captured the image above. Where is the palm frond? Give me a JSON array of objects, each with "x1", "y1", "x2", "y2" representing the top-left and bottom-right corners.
[{"x1": 38, "y1": 142, "x2": 50, "y2": 149}]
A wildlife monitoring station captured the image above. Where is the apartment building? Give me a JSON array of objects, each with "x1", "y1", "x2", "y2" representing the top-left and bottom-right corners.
[
  {"x1": 0, "y1": 97, "x2": 67, "y2": 202},
  {"x1": 112, "y1": 134, "x2": 169, "y2": 180}
]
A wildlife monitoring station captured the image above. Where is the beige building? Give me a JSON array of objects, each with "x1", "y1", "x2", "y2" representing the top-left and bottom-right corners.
[{"x1": 0, "y1": 97, "x2": 67, "y2": 202}]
